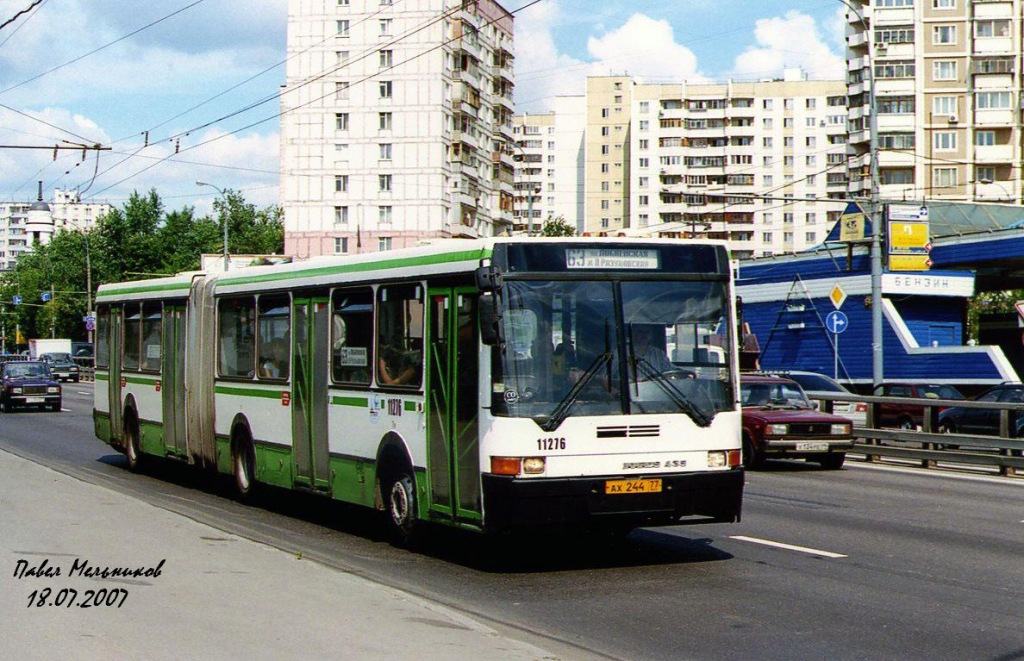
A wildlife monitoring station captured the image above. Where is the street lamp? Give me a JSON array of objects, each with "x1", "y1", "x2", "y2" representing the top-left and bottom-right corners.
[
  {"x1": 839, "y1": 0, "x2": 884, "y2": 389},
  {"x1": 196, "y1": 181, "x2": 229, "y2": 271}
]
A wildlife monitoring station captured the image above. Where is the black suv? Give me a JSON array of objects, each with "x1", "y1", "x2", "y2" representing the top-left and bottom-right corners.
[
  {"x1": 937, "y1": 383, "x2": 1024, "y2": 437},
  {"x1": 0, "y1": 361, "x2": 62, "y2": 412}
]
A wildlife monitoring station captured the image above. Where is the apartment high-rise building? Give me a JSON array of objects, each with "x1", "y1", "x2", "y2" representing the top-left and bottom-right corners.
[
  {"x1": 280, "y1": 0, "x2": 516, "y2": 258},
  {"x1": 0, "y1": 188, "x2": 110, "y2": 271},
  {"x1": 846, "y1": 0, "x2": 1022, "y2": 203},
  {"x1": 511, "y1": 96, "x2": 585, "y2": 233}
]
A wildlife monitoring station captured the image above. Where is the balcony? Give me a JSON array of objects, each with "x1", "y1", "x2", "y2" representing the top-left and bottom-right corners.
[
  {"x1": 975, "y1": 144, "x2": 1014, "y2": 163},
  {"x1": 974, "y1": 37, "x2": 1013, "y2": 55}
]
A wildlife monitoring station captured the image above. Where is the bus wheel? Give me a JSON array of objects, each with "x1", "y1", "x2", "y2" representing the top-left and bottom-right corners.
[
  {"x1": 124, "y1": 421, "x2": 143, "y2": 473},
  {"x1": 385, "y1": 469, "x2": 417, "y2": 547},
  {"x1": 233, "y1": 436, "x2": 258, "y2": 502}
]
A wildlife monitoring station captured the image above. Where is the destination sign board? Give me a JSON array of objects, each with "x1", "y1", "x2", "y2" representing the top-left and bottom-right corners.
[{"x1": 565, "y1": 248, "x2": 660, "y2": 270}]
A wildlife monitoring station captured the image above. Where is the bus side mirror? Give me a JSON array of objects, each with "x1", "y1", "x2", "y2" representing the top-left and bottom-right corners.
[
  {"x1": 479, "y1": 293, "x2": 502, "y2": 346},
  {"x1": 475, "y1": 265, "x2": 502, "y2": 293}
]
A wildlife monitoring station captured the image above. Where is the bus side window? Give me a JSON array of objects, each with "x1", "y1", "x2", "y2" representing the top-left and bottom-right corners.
[
  {"x1": 95, "y1": 306, "x2": 110, "y2": 369},
  {"x1": 123, "y1": 303, "x2": 142, "y2": 371},
  {"x1": 376, "y1": 284, "x2": 424, "y2": 388},
  {"x1": 257, "y1": 294, "x2": 290, "y2": 380},
  {"x1": 218, "y1": 297, "x2": 256, "y2": 378},
  {"x1": 141, "y1": 302, "x2": 162, "y2": 372},
  {"x1": 332, "y1": 288, "x2": 374, "y2": 385}
]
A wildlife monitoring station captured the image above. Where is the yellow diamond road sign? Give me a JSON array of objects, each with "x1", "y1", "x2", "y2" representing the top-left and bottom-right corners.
[{"x1": 829, "y1": 283, "x2": 847, "y2": 310}]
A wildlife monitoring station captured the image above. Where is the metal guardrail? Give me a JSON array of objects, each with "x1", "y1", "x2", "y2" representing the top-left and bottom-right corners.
[{"x1": 812, "y1": 392, "x2": 1024, "y2": 477}]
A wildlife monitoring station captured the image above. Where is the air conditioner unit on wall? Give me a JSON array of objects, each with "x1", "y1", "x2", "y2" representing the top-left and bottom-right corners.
[
  {"x1": 874, "y1": 42, "x2": 888, "y2": 52},
  {"x1": 948, "y1": 114, "x2": 958, "y2": 124}
]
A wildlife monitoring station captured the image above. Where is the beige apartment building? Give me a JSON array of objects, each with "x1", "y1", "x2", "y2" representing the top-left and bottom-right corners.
[
  {"x1": 847, "y1": 0, "x2": 1023, "y2": 202},
  {"x1": 559, "y1": 73, "x2": 848, "y2": 257}
]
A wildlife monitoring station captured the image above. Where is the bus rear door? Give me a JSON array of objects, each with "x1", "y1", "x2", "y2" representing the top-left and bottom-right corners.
[{"x1": 161, "y1": 303, "x2": 188, "y2": 457}]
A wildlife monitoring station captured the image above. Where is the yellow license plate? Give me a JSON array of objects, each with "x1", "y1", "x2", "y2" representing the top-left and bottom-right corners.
[{"x1": 605, "y1": 478, "x2": 662, "y2": 495}]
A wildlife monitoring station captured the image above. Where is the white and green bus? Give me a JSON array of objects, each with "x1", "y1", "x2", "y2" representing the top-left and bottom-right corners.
[{"x1": 94, "y1": 238, "x2": 743, "y2": 541}]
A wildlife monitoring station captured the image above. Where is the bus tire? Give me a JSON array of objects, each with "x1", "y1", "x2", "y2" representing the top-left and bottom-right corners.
[
  {"x1": 233, "y1": 434, "x2": 258, "y2": 503},
  {"x1": 384, "y1": 468, "x2": 417, "y2": 547},
  {"x1": 124, "y1": 417, "x2": 143, "y2": 473}
]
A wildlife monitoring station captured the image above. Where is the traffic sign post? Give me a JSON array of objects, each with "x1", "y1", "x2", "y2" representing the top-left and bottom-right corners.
[{"x1": 826, "y1": 310, "x2": 849, "y2": 380}]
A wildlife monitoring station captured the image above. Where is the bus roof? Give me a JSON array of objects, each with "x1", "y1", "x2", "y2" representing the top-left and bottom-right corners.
[{"x1": 96, "y1": 237, "x2": 731, "y2": 302}]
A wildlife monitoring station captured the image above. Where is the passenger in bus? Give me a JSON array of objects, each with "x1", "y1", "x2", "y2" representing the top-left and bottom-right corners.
[
  {"x1": 378, "y1": 348, "x2": 417, "y2": 386},
  {"x1": 260, "y1": 338, "x2": 288, "y2": 378}
]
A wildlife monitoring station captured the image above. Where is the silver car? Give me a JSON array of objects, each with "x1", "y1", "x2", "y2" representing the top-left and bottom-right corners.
[{"x1": 770, "y1": 371, "x2": 868, "y2": 429}]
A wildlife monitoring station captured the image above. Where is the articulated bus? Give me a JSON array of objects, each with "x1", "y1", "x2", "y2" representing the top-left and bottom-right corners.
[{"x1": 94, "y1": 238, "x2": 743, "y2": 541}]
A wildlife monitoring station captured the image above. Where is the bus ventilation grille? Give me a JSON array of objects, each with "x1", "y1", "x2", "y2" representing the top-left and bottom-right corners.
[{"x1": 596, "y1": 425, "x2": 660, "y2": 439}]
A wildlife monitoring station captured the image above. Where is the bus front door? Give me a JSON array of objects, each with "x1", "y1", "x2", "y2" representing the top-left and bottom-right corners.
[
  {"x1": 426, "y1": 289, "x2": 481, "y2": 523},
  {"x1": 108, "y1": 306, "x2": 124, "y2": 441},
  {"x1": 292, "y1": 296, "x2": 331, "y2": 491},
  {"x1": 161, "y1": 304, "x2": 187, "y2": 457}
]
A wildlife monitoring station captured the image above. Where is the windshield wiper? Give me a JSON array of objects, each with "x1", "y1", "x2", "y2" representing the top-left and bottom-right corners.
[
  {"x1": 536, "y1": 352, "x2": 613, "y2": 432},
  {"x1": 633, "y1": 357, "x2": 712, "y2": 427}
]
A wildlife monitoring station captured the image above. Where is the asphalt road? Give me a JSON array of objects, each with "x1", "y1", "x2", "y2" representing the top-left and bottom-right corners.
[{"x1": 3, "y1": 383, "x2": 1023, "y2": 660}]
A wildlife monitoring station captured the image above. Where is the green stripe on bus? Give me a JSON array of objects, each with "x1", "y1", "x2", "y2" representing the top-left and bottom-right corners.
[
  {"x1": 404, "y1": 400, "x2": 417, "y2": 412},
  {"x1": 215, "y1": 385, "x2": 286, "y2": 399},
  {"x1": 332, "y1": 396, "x2": 368, "y2": 407},
  {"x1": 219, "y1": 249, "x2": 491, "y2": 287},
  {"x1": 97, "y1": 281, "x2": 191, "y2": 298},
  {"x1": 124, "y1": 375, "x2": 159, "y2": 385},
  {"x1": 95, "y1": 372, "x2": 109, "y2": 381}
]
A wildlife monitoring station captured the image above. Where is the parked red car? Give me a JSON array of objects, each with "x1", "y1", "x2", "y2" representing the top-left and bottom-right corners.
[
  {"x1": 741, "y1": 374, "x2": 853, "y2": 470},
  {"x1": 874, "y1": 382, "x2": 964, "y2": 430}
]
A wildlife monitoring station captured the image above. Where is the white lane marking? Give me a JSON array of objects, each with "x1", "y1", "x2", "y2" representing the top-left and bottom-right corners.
[
  {"x1": 730, "y1": 535, "x2": 847, "y2": 558},
  {"x1": 76, "y1": 391, "x2": 90, "y2": 395},
  {"x1": 849, "y1": 460, "x2": 1024, "y2": 487}
]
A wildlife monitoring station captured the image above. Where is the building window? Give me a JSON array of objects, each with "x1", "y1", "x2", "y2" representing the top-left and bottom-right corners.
[
  {"x1": 806, "y1": 98, "x2": 816, "y2": 109},
  {"x1": 976, "y1": 166, "x2": 996, "y2": 182},
  {"x1": 933, "y1": 167, "x2": 958, "y2": 188},
  {"x1": 975, "y1": 131, "x2": 995, "y2": 146},
  {"x1": 875, "y1": 61, "x2": 916, "y2": 79},
  {"x1": 879, "y1": 133, "x2": 915, "y2": 149},
  {"x1": 379, "y1": 112, "x2": 392, "y2": 130},
  {"x1": 335, "y1": 113, "x2": 349, "y2": 130},
  {"x1": 881, "y1": 169, "x2": 914, "y2": 185},
  {"x1": 379, "y1": 49, "x2": 393, "y2": 68},
  {"x1": 379, "y1": 81, "x2": 393, "y2": 98},
  {"x1": 763, "y1": 137, "x2": 773, "y2": 148},
  {"x1": 336, "y1": 20, "x2": 350, "y2": 37},
  {"x1": 379, "y1": 206, "x2": 393, "y2": 223},
  {"x1": 639, "y1": 101, "x2": 649, "y2": 113},
  {"x1": 638, "y1": 195, "x2": 649, "y2": 206},
  {"x1": 379, "y1": 143, "x2": 392, "y2": 160},
  {"x1": 379, "y1": 19, "x2": 392, "y2": 36},
  {"x1": 932, "y1": 25, "x2": 956, "y2": 45},
  {"x1": 805, "y1": 232, "x2": 816, "y2": 242},
  {"x1": 335, "y1": 237, "x2": 348, "y2": 254},
  {"x1": 336, "y1": 50, "x2": 349, "y2": 64},
  {"x1": 976, "y1": 91, "x2": 1012, "y2": 109},
  {"x1": 763, "y1": 99, "x2": 773, "y2": 110},
  {"x1": 932, "y1": 96, "x2": 957, "y2": 115},
  {"x1": 933, "y1": 131, "x2": 957, "y2": 151},
  {"x1": 976, "y1": 20, "x2": 1011, "y2": 38},
  {"x1": 379, "y1": 174, "x2": 392, "y2": 192},
  {"x1": 933, "y1": 61, "x2": 957, "y2": 81},
  {"x1": 335, "y1": 175, "x2": 349, "y2": 192},
  {"x1": 336, "y1": 82, "x2": 350, "y2": 100},
  {"x1": 335, "y1": 206, "x2": 349, "y2": 224},
  {"x1": 763, "y1": 118, "x2": 773, "y2": 129},
  {"x1": 932, "y1": 0, "x2": 955, "y2": 9}
]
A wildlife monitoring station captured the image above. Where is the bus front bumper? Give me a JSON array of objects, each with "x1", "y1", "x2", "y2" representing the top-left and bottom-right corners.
[{"x1": 481, "y1": 469, "x2": 744, "y2": 533}]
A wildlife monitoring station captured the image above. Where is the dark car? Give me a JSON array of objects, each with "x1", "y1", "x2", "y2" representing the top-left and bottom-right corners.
[
  {"x1": 937, "y1": 383, "x2": 1024, "y2": 437},
  {"x1": 39, "y1": 352, "x2": 81, "y2": 382},
  {"x1": 741, "y1": 374, "x2": 853, "y2": 470},
  {"x1": 0, "y1": 361, "x2": 62, "y2": 412},
  {"x1": 875, "y1": 382, "x2": 965, "y2": 430}
]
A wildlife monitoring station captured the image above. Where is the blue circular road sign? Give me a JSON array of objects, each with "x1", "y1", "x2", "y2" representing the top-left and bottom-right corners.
[{"x1": 826, "y1": 310, "x2": 849, "y2": 334}]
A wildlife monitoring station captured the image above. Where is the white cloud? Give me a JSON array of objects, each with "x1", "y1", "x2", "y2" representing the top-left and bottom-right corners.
[
  {"x1": 585, "y1": 14, "x2": 706, "y2": 84},
  {"x1": 731, "y1": 10, "x2": 845, "y2": 80},
  {"x1": 515, "y1": 7, "x2": 707, "y2": 113}
]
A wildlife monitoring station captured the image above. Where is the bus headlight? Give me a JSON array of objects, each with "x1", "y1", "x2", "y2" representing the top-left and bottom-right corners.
[
  {"x1": 708, "y1": 451, "x2": 726, "y2": 468},
  {"x1": 766, "y1": 424, "x2": 788, "y2": 435},
  {"x1": 522, "y1": 457, "x2": 546, "y2": 474},
  {"x1": 831, "y1": 423, "x2": 851, "y2": 435}
]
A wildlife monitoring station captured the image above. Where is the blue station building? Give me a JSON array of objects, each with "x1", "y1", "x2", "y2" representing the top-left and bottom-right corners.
[{"x1": 737, "y1": 201, "x2": 1024, "y2": 388}]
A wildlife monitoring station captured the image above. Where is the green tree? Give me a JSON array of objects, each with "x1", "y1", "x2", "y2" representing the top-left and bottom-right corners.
[{"x1": 540, "y1": 216, "x2": 576, "y2": 237}]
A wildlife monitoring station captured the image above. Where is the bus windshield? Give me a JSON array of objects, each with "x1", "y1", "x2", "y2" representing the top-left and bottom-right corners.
[{"x1": 491, "y1": 279, "x2": 733, "y2": 426}]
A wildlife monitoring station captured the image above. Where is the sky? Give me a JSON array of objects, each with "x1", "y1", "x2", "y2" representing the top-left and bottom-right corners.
[{"x1": 0, "y1": 0, "x2": 849, "y2": 216}]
